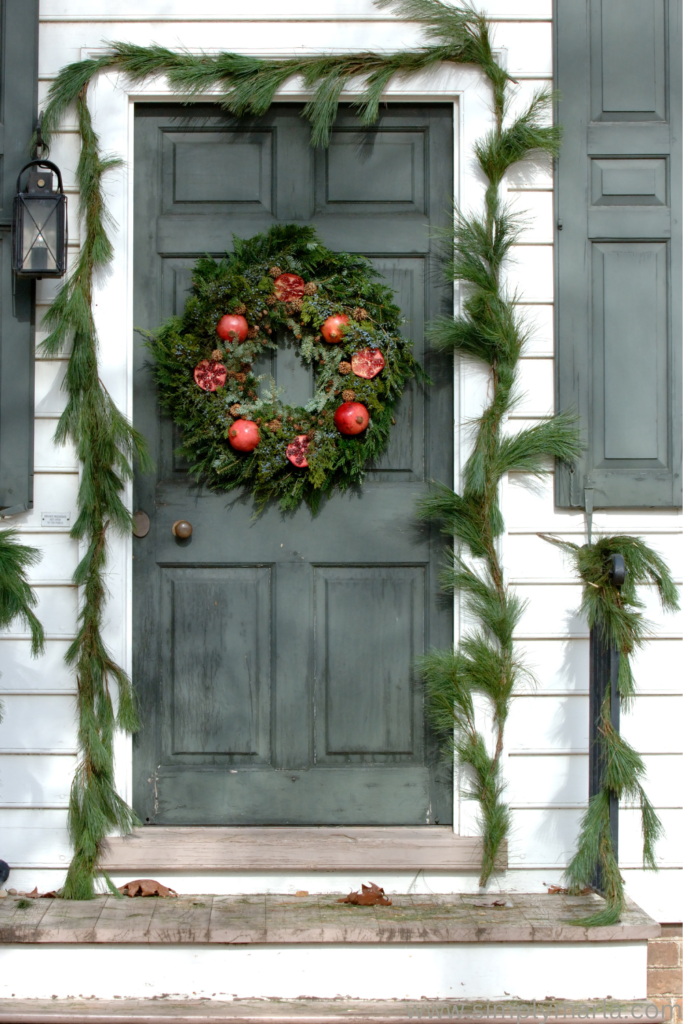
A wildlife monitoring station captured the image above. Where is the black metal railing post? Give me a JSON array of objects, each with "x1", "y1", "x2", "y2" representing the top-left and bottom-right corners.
[{"x1": 588, "y1": 553, "x2": 625, "y2": 892}]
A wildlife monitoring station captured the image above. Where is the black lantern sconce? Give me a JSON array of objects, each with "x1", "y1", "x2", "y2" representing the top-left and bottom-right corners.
[{"x1": 12, "y1": 158, "x2": 67, "y2": 279}]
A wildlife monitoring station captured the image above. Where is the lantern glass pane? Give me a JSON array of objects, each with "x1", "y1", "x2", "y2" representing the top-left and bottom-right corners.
[{"x1": 21, "y1": 196, "x2": 60, "y2": 274}]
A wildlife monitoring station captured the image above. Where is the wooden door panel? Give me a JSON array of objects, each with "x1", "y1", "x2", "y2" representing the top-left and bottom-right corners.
[
  {"x1": 316, "y1": 129, "x2": 426, "y2": 214},
  {"x1": 368, "y1": 257, "x2": 424, "y2": 478},
  {"x1": 162, "y1": 129, "x2": 275, "y2": 211},
  {"x1": 160, "y1": 566, "x2": 272, "y2": 762},
  {"x1": 133, "y1": 103, "x2": 453, "y2": 826},
  {"x1": 314, "y1": 566, "x2": 423, "y2": 760}
]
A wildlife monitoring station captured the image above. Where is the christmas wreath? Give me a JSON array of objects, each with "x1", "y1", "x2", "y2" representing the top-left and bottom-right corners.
[{"x1": 148, "y1": 224, "x2": 425, "y2": 512}]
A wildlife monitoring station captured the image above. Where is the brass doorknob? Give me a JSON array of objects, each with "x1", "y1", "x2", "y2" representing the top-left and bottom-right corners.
[{"x1": 172, "y1": 519, "x2": 193, "y2": 539}]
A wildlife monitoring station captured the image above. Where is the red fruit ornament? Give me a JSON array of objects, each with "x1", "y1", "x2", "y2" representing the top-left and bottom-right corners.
[
  {"x1": 273, "y1": 273, "x2": 305, "y2": 302},
  {"x1": 194, "y1": 359, "x2": 228, "y2": 392},
  {"x1": 334, "y1": 402, "x2": 369, "y2": 436},
  {"x1": 286, "y1": 435, "x2": 310, "y2": 468},
  {"x1": 321, "y1": 314, "x2": 349, "y2": 344},
  {"x1": 351, "y1": 347, "x2": 385, "y2": 379},
  {"x1": 216, "y1": 314, "x2": 248, "y2": 343},
  {"x1": 228, "y1": 419, "x2": 260, "y2": 452}
]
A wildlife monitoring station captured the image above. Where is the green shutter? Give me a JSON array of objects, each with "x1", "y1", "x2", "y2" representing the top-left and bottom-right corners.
[
  {"x1": 0, "y1": 1, "x2": 39, "y2": 514},
  {"x1": 554, "y1": 0, "x2": 682, "y2": 509}
]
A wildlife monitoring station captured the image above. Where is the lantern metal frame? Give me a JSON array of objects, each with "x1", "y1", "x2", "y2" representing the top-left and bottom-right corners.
[{"x1": 12, "y1": 158, "x2": 68, "y2": 279}]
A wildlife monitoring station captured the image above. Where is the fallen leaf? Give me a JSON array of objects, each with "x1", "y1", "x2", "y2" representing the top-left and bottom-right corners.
[
  {"x1": 295, "y1": 890, "x2": 309, "y2": 897},
  {"x1": 39, "y1": 891, "x2": 59, "y2": 899},
  {"x1": 117, "y1": 879, "x2": 178, "y2": 898},
  {"x1": 25, "y1": 888, "x2": 39, "y2": 898},
  {"x1": 338, "y1": 881, "x2": 392, "y2": 906},
  {"x1": 469, "y1": 900, "x2": 513, "y2": 908}
]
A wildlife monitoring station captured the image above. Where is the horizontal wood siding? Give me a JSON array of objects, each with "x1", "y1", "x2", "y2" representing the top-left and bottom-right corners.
[{"x1": 0, "y1": 0, "x2": 678, "y2": 919}]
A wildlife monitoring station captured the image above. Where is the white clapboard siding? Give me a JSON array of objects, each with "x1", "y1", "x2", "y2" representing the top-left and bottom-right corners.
[
  {"x1": 0, "y1": 586, "x2": 77, "y2": 639},
  {"x1": 505, "y1": 245, "x2": 554, "y2": 302},
  {"x1": 0, "y1": 0, "x2": 673, "y2": 921},
  {"x1": 505, "y1": 753, "x2": 589, "y2": 806},
  {"x1": 0, "y1": 753, "x2": 76, "y2": 806},
  {"x1": 512, "y1": 359, "x2": 555, "y2": 416},
  {"x1": 514, "y1": 638, "x2": 590, "y2": 691},
  {"x1": 505, "y1": 694, "x2": 589, "y2": 752},
  {"x1": 0, "y1": 809, "x2": 71, "y2": 867},
  {"x1": 507, "y1": 190, "x2": 554, "y2": 243},
  {"x1": 0, "y1": 695, "x2": 78, "y2": 752},
  {"x1": 0, "y1": 639, "x2": 75, "y2": 691}
]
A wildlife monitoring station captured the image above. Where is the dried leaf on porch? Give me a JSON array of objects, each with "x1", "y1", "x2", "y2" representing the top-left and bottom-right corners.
[
  {"x1": 117, "y1": 879, "x2": 178, "y2": 898},
  {"x1": 547, "y1": 885, "x2": 593, "y2": 896},
  {"x1": 337, "y1": 881, "x2": 392, "y2": 906},
  {"x1": 469, "y1": 899, "x2": 514, "y2": 908}
]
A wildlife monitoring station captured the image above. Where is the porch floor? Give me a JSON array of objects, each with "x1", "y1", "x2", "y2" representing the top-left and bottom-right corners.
[{"x1": 0, "y1": 892, "x2": 659, "y2": 944}]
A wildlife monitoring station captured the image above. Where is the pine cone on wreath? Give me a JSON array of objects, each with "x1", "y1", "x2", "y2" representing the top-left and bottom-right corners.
[
  {"x1": 234, "y1": 303, "x2": 247, "y2": 315},
  {"x1": 306, "y1": 429, "x2": 316, "y2": 440},
  {"x1": 266, "y1": 294, "x2": 278, "y2": 306},
  {"x1": 234, "y1": 372, "x2": 247, "y2": 384},
  {"x1": 229, "y1": 403, "x2": 242, "y2": 416},
  {"x1": 352, "y1": 307, "x2": 370, "y2": 322},
  {"x1": 287, "y1": 298, "x2": 304, "y2": 313},
  {"x1": 338, "y1": 361, "x2": 352, "y2": 375},
  {"x1": 269, "y1": 266, "x2": 283, "y2": 278},
  {"x1": 303, "y1": 282, "x2": 318, "y2": 295},
  {"x1": 342, "y1": 389, "x2": 356, "y2": 402},
  {"x1": 267, "y1": 419, "x2": 282, "y2": 432},
  {"x1": 247, "y1": 325, "x2": 260, "y2": 339},
  {"x1": 211, "y1": 348, "x2": 224, "y2": 361}
]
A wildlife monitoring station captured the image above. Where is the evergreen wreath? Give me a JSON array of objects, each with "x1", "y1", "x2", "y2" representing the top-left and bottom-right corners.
[{"x1": 149, "y1": 224, "x2": 423, "y2": 513}]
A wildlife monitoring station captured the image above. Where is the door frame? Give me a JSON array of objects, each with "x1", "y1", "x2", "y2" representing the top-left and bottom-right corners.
[{"x1": 82, "y1": 52, "x2": 495, "y2": 838}]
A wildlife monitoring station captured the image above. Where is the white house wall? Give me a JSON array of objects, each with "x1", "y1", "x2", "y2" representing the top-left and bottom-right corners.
[{"x1": 0, "y1": 0, "x2": 680, "y2": 924}]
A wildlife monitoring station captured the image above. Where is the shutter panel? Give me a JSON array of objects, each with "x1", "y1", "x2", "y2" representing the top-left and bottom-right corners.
[
  {"x1": 554, "y1": 0, "x2": 682, "y2": 509},
  {"x1": 0, "y1": 1, "x2": 39, "y2": 514}
]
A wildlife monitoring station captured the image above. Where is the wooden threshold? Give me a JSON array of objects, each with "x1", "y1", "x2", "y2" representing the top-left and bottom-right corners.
[{"x1": 100, "y1": 827, "x2": 507, "y2": 872}]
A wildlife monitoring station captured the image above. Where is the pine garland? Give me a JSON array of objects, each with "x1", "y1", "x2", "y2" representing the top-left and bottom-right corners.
[
  {"x1": 0, "y1": 530, "x2": 44, "y2": 727},
  {"x1": 542, "y1": 535, "x2": 679, "y2": 925},
  {"x1": 37, "y1": 0, "x2": 661, "y2": 907},
  {"x1": 149, "y1": 224, "x2": 423, "y2": 513}
]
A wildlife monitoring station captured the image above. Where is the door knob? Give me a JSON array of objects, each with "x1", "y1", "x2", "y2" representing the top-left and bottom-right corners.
[{"x1": 172, "y1": 519, "x2": 193, "y2": 539}]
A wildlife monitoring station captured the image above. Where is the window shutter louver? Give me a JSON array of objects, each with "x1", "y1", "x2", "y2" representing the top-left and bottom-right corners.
[
  {"x1": 0, "y1": 1, "x2": 39, "y2": 515},
  {"x1": 554, "y1": 0, "x2": 682, "y2": 509}
]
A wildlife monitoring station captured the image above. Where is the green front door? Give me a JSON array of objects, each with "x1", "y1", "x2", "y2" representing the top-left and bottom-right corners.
[{"x1": 132, "y1": 103, "x2": 454, "y2": 826}]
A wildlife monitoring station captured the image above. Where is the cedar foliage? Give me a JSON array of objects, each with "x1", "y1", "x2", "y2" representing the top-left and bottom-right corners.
[
  {"x1": 148, "y1": 224, "x2": 422, "y2": 513},
  {"x1": 542, "y1": 535, "x2": 678, "y2": 924}
]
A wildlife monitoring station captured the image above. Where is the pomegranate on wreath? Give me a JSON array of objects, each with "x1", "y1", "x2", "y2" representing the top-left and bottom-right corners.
[
  {"x1": 321, "y1": 314, "x2": 349, "y2": 344},
  {"x1": 351, "y1": 347, "x2": 385, "y2": 379},
  {"x1": 273, "y1": 273, "x2": 305, "y2": 302},
  {"x1": 194, "y1": 359, "x2": 227, "y2": 392},
  {"x1": 228, "y1": 419, "x2": 260, "y2": 452},
  {"x1": 334, "y1": 402, "x2": 369, "y2": 436},
  {"x1": 216, "y1": 314, "x2": 248, "y2": 343},
  {"x1": 286, "y1": 435, "x2": 310, "y2": 468}
]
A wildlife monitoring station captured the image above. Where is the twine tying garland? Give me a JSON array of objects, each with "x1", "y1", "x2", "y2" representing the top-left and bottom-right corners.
[
  {"x1": 541, "y1": 535, "x2": 679, "y2": 925},
  {"x1": 35, "y1": 0, "x2": 671, "y2": 912}
]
